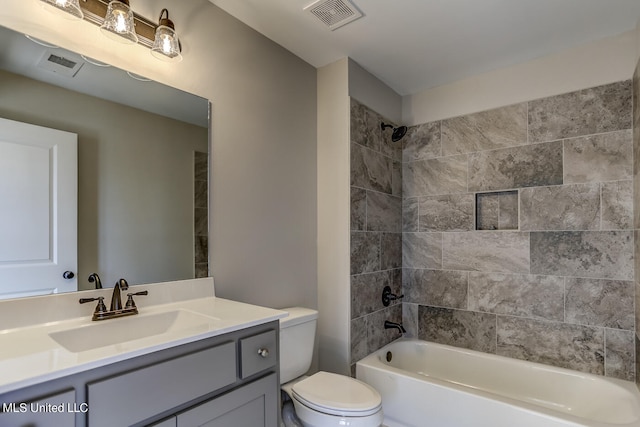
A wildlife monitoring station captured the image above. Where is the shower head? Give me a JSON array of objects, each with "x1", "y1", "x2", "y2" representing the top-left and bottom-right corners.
[{"x1": 381, "y1": 122, "x2": 408, "y2": 142}]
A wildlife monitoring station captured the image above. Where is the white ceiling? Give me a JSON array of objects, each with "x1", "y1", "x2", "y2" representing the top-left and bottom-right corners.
[{"x1": 210, "y1": 0, "x2": 640, "y2": 96}]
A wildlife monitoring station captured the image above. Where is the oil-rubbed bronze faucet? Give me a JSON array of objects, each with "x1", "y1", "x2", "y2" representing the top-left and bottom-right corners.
[
  {"x1": 79, "y1": 278, "x2": 148, "y2": 321},
  {"x1": 384, "y1": 320, "x2": 406, "y2": 334},
  {"x1": 110, "y1": 278, "x2": 129, "y2": 311}
]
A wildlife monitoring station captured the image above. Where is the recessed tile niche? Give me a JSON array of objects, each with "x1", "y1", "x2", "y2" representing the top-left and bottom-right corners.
[{"x1": 475, "y1": 191, "x2": 518, "y2": 230}]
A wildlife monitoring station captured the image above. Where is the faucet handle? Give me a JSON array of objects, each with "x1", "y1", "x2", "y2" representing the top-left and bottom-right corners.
[
  {"x1": 382, "y1": 286, "x2": 404, "y2": 307},
  {"x1": 79, "y1": 296, "x2": 107, "y2": 315},
  {"x1": 125, "y1": 291, "x2": 148, "y2": 309}
]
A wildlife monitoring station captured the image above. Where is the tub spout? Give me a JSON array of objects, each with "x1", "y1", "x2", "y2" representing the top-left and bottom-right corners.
[{"x1": 384, "y1": 320, "x2": 406, "y2": 334}]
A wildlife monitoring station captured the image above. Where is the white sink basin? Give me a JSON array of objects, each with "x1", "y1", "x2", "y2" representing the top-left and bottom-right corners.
[{"x1": 49, "y1": 309, "x2": 219, "y2": 353}]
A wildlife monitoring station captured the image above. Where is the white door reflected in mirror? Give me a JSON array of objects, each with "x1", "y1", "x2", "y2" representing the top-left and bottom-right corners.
[{"x1": 0, "y1": 117, "x2": 77, "y2": 299}]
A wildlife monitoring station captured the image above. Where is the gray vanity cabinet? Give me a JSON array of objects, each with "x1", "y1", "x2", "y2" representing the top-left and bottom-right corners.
[
  {"x1": 176, "y1": 373, "x2": 277, "y2": 426},
  {"x1": 0, "y1": 321, "x2": 279, "y2": 427}
]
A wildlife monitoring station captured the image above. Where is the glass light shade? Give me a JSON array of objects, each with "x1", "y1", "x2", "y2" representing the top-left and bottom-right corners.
[
  {"x1": 99, "y1": 0, "x2": 138, "y2": 45},
  {"x1": 39, "y1": 0, "x2": 84, "y2": 20},
  {"x1": 151, "y1": 25, "x2": 182, "y2": 62}
]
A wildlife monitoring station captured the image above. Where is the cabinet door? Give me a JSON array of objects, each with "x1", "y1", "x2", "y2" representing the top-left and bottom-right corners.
[
  {"x1": 177, "y1": 374, "x2": 277, "y2": 427},
  {"x1": 88, "y1": 342, "x2": 236, "y2": 427}
]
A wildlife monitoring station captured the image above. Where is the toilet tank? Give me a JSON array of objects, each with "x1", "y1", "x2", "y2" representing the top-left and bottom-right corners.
[{"x1": 279, "y1": 307, "x2": 318, "y2": 384}]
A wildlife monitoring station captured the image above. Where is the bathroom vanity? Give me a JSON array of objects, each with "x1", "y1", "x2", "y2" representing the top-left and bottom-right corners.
[{"x1": 0, "y1": 278, "x2": 284, "y2": 427}]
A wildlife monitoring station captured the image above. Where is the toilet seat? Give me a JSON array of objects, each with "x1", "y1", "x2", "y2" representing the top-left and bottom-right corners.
[{"x1": 291, "y1": 371, "x2": 382, "y2": 417}]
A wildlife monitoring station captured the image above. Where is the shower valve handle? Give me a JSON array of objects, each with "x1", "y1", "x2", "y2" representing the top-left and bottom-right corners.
[{"x1": 382, "y1": 286, "x2": 404, "y2": 307}]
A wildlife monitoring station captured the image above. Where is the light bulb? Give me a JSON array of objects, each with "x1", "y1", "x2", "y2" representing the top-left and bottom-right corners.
[
  {"x1": 39, "y1": 0, "x2": 84, "y2": 20},
  {"x1": 115, "y1": 12, "x2": 127, "y2": 33}
]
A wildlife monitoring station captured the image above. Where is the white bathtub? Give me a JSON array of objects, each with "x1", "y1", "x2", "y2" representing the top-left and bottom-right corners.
[{"x1": 356, "y1": 339, "x2": 640, "y2": 427}]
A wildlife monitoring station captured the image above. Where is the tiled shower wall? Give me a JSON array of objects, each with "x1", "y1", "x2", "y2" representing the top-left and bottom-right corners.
[
  {"x1": 349, "y1": 99, "x2": 403, "y2": 373},
  {"x1": 634, "y1": 57, "x2": 640, "y2": 388},
  {"x1": 194, "y1": 151, "x2": 208, "y2": 278},
  {"x1": 402, "y1": 80, "x2": 635, "y2": 380}
]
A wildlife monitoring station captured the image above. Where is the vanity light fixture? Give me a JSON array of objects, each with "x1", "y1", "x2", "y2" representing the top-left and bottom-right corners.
[
  {"x1": 99, "y1": 0, "x2": 138, "y2": 44},
  {"x1": 36, "y1": 0, "x2": 184, "y2": 63},
  {"x1": 39, "y1": 0, "x2": 84, "y2": 20},
  {"x1": 151, "y1": 9, "x2": 182, "y2": 62}
]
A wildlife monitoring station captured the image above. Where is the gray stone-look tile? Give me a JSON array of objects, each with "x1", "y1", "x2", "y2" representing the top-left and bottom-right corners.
[
  {"x1": 350, "y1": 187, "x2": 366, "y2": 231},
  {"x1": 403, "y1": 155, "x2": 468, "y2": 197},
  {"x1": 381, "y1": 233, "x2": 402, "y2": 270},
  {"x1": 605, "y1": 329, "x2": 635, "y2": 381},
  {"x1": 392, "y1": 161, "x2": 402, "y2": 197},
  {"x1": 403, "y1": 121, "x2": 441, "y2": 162},
  {"x1": 194, "y1": 151, "x2": 208, "y2": 181},
  {"x1": 381, "y1": 122, "x2": 403, "y2": 162},
  {"x1": 351, "y1": 143, "x2": 393, "y2": 194},
  {"x1": 350, "y1": 98, "x2": 368, "y2": 147},
  {"x1": 601, "y1": 180, "x2": 633, "y2": 230},
  {"x1": 563, "y1": 130, "x2": 633, "y2": 184},
  {"x1": 476, "y1": 192, "x2": 499, "y2": 230},
  {"x1": 195, "y1": 235, "x2": 208, "y2": 263},
  {"x1": 442, "y1": 103, "x2": 527, "y2": 156},
  {"x1": 351, "y1": 232, "x2": 380, "y2": 275},
  {"x1": 476, "y1": 191, "x2": 518, "y2": 230},
  {"x1": 636, "y1": 335, "x2": 640, "y2": 388},
  {"x1": 520, "y1": 184, "x2": 600, "y2": 231},
  {"x1": 195, "y1": 208, "x2": 208, "y2": 236},
  {"x1": 367, "y1": 192, "x2": 402, "y2": 232},
  {"x1": 497, "y1": 317, "x2": 604, "y2": 375},
  {"x1": 528, "y1": 81, "x2": 633, "y2": 142},
  {"x1": 469, "y1": 141, "x2": 563, "y2": 192},
  {"x1": 634, "y1": 64, "x2": 640, "y2": 128},
  {"x1": 195, "y1": 180, "x2": 207, "y2": 209},
  {"x1": 402, "y1": 233, "x2": 442, "y2": 269},
  {"x1": 351, "y1": 316, "x2": 368, "y2": 363},
  {"x1": 634, "y1": 122, "x2": 640, "y2": 229},
  {"x1": 403, "y1": 303, "x2": 419, "y2": 339},
  {"x1": 442, "y1": 232, "x2": 529, "y2": 273},
  {"x1": 403, "y1": 198, "x2": 419, "y2": 232},
  {"x1": 636, "y1": 232, "x2": 640, "y2": 341},
  {"x1": 195, "y1": 263, "x2": 208, "y2": 278},
  {"x1": 498, "y1": 191, "x2": 518, "y2": 229},
  {"x1": 403, "y1": 269, "x2": 468, "y2": 309},
  {"x1": 350, "y1": 98, "x2": 383, "y2": 152},
  {"x1": 419, "y1": 194, "x2": 474, "y2": 232},
  {"x1": 565, "y1": 278, "x2": 634, "y2": 330},
  {"x1": 367, "y1": 305, "x2": 403, "y2": 353},
  {"x1": 419, "y1": 306, "x2": 496, "y2": 353},
  {"x1": 351, "y1": 271, "x2": 396, "y2": 319},
  {"x1": 530, "y1": 231, "x2": 633, "y2": 280},
  {"x1": 468, "y1": 273, "x2": 564, "y2": 321}
]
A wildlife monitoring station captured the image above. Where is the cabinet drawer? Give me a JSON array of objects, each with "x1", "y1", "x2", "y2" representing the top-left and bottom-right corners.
[
  {"x1": 88, "y1": 341, "x2": 236, "y2": 427},
  {"x1": 239, "y1": 330, "x2": 277, "y2": 379}
]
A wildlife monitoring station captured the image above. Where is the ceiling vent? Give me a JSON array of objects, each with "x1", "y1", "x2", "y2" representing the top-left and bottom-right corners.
[
  {"x1": 304, "y1": 0, "x2": 363, "y2": 31},
  {"x1": 36, "y1": 50, "x2": 84, "y2": 78}
]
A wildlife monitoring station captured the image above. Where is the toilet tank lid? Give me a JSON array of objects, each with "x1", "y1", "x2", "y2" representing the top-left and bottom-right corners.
[{"x1": 279, "y1": 307, "x2": 318, "y2": 328}]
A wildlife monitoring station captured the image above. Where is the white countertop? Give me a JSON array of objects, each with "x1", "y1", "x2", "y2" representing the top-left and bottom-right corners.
[{"x1": 0, "y1": 278, "x2": 287, "y2": 394}]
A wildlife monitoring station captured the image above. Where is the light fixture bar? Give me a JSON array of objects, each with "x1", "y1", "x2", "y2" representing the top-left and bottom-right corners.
[{"x1": 80, "y1": 0, "x2": 157, "y2": 48}]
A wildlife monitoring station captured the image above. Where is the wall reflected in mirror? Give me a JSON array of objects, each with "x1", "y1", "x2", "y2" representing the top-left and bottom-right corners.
[{"x1": 0, "y1": 24, "x2": 210, "y2": 297}]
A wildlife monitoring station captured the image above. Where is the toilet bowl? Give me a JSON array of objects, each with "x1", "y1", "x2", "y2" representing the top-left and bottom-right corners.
[{"x1": 279, "y1": 307, "x2": 383, "y2": 427}]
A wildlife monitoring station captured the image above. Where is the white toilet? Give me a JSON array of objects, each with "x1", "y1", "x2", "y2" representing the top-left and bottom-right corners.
[{"x1": 279, "y1": 307, "x2": 383, "y2": 427}]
